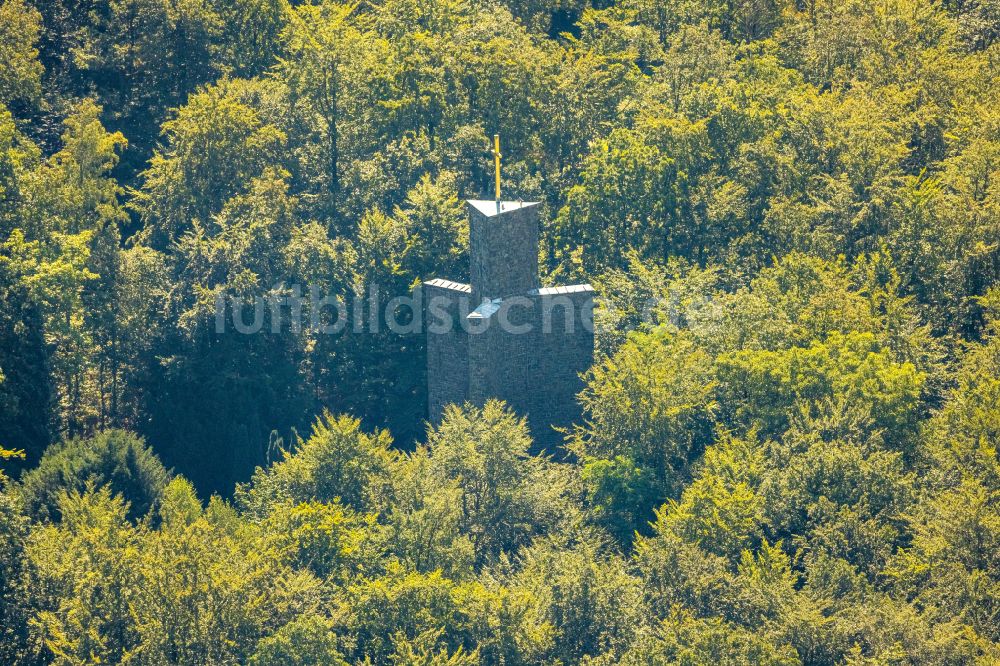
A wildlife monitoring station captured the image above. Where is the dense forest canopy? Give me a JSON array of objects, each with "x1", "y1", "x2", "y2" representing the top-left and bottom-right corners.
[{"x1": 1, "y1": 0, "x2": 999, "y2": 663}]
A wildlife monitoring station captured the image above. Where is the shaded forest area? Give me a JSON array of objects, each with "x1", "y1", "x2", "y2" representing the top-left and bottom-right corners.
[{"x1": 1, "y1": 0, "x2": 1000, "y2": 663}]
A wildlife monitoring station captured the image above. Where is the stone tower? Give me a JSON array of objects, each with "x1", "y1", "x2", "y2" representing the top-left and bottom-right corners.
[{"x1": 421, "y1": 199, "x2": 594, "y2": 449}]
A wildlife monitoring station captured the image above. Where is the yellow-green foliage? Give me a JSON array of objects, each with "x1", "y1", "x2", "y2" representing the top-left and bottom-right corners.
[{"x1": 1, "y1": 0, "x2": 1000, "y2": 662}]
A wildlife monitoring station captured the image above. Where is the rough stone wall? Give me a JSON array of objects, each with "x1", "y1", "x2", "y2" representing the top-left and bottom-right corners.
[
  {"x1": 462, "y1": 289, "x2": 593, "y2": 449},
  {"x1": 467, "y1": 298, "x2": 536, "y2": 420},
  {"x1": 423, "y1": 280, "x2": 471, "y2": 423},
  {"x1": 466, "y1": 309, "x2": 501, "y2": 404},
  {"x1": 469, "y1": 201, "x2": 540, "y2": 301},
  {"x1": 529, "y1": 287, "x2": 595, "y2": 449}
]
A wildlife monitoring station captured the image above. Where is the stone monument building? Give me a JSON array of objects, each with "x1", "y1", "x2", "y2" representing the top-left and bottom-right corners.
[{"x1": 421, "y1": 199, "x2": 595, "y2": 449}]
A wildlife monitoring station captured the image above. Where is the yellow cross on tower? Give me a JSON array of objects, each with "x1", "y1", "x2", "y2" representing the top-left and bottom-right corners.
[{"x1": 493, "y1": 134, "x2": 502, "y2": 208}]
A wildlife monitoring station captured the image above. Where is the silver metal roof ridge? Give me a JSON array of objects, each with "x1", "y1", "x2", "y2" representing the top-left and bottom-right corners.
[
  {"x1": 467, "y1": 298, "x2": 503, "y2": 320},
  {"x1": 423, "y1": 278, "x2": 472, "y2": 293},
  {"x1": 528, "y1": 284, "x2": 594, "y2": 296}
]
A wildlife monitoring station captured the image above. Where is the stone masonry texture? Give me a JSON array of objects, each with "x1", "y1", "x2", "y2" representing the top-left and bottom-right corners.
[
  {"x1": 469, "y1": 200, "x2": 541, "y2": 301},
  {"x1": 420, "y1": 200, "x2": 595, "y2": 450}
]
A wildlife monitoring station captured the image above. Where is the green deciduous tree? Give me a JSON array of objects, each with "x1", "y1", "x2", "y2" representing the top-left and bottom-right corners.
[
  {"x1": 17, "y1": 429, "x2": 169, "y2": 522},
  {"x1": 0, "y1": 0, "x2": 43, "y2": 111},
  {"x1": 237, "y1": 411, "x2": 397, "y2": 517},
  {"x1": 134, "y1": 78, "x2": 287, "y2": 248},
  {"x1": 422, "y1": 401, "x2": 574, "y2": 567},
  {"x1": 572, "y1": 328, "x2": 717, "y2": 526}
]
